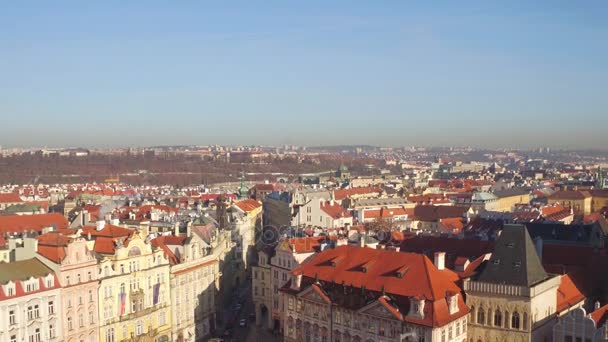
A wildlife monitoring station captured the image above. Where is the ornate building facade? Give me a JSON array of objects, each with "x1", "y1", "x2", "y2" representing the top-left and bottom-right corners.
[{"x1": 281, "y1": 245, "x2": 469, "y2": 342}]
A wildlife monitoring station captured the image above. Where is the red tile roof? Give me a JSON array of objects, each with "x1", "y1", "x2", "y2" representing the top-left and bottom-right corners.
[
  {"x1": 320, "y1": 202, "x2": 351, "y2": 220},
  {"x1": 0, "y1": 193, "x2": 23, "y2": 203},
  {"x1": 556, "y1": 273, "x2": 586, "y2": 313},
  {"x1": 81, "y1": 224, "x2": 134, "y2": 238},
  {"x1": 590, "y1": 303, "x2": 608, "y2": 327},
  {"x1": 289, "y1": 245, "x2": 468, "y2": 327},
  {"x1": 288, "y1": 236, "x2": 336, "y2": 254},
  {"x1": 150, "y1": 235, "x2": 187, "y2": 265},
  {"x1": 364, "y1": 207, "x2": 413, "y2": 220},
  {"x1": 36, "y1": 232, "x2": 72, "y2": 264},
  {"x1": 235, "y1": 199, "x2": 262, "y2": 213},
  {"x1": 0, "y1": 213, "x2": 68, "y2": 235}
]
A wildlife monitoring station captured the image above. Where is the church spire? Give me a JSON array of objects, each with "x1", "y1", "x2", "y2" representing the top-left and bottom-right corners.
[{"x1": 239, "y1": 171, "x2": 248, "y2": 199}]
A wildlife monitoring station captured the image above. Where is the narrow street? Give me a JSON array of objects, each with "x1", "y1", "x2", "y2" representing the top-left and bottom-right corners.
[{"x1": 214, "y1": 273, "x2": 283, "y2": 341}]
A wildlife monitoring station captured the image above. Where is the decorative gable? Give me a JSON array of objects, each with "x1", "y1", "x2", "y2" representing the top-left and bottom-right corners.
[{"x1": 359, "y1": 299, "x2": 402, "y2": 320}]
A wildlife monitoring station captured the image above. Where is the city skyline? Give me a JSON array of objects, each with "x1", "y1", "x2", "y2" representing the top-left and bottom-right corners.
[{"x1": 1, "y1": 1, "x2": 607, "y2": 148}]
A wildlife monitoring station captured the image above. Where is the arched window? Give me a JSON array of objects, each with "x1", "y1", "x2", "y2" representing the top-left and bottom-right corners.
[
  {"x1": 494, "y1": 309, "x2": 502, "y2": 327},
  {"x1": 105, "y1": 328, "x2": 115, "y2": 342},
  {"x1": 477, "y1": 308, "x2": 485, "y2": 326},
  {"x1": 470, "y1": 306, "x2": 476, "y2": 324},
  {"x1": 512, "y1": 312, "x2": 520, "y2": 329},
  {"x1": 128, "y1": 247, "x2": 141, "y2": 257}
]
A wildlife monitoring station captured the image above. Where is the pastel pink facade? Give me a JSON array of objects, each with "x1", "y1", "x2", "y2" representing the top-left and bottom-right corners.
[{"x1": 37, "y1": 235, "x2": 100, "y2": 342}]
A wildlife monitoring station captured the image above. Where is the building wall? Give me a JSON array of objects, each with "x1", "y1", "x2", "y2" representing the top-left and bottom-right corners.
[
  {"x1": 252, "y1": 252, "x2": 273, "y2": 329},
  {"x1": 0, "y1": 282, "x2": 63, "y2": 342},
  {"x1": 553, "y1": 307, "x2": 607, "y2": 342},
  {"x1": 170, "y1": 257, "x2": 218, "y2": 342},
  {"x1": 97, "y1": 236, "x2": 171, "y2": 342},
  {"x1": 496, "y1": 194, "x2": 530, "y2": 212},
  {"x1": 59, "y1": 239, "x2": 100, "y2": 342},
  {"x1": 465, "y1": 278, "x2": 560, "y2": 342},
  {"x1": 548, "y1": 198, "x2": 592, "y2": 215}
]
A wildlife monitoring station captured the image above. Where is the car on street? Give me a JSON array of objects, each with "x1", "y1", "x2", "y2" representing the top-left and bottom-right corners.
[
  {"x1": 239, "y1": 318, "x2": 247, "y2": 327},
  {"x1": 249, "y1": 313, "x2": 255, "y2": 321}
]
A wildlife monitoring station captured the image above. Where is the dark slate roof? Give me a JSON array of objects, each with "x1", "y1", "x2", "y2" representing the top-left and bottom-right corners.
[
  {"x1": 524, "y1": 220, "x2": 608, "y2": 245},
  {"x1": 477, "y1": 224, "x2": 551, "y2": 287}
]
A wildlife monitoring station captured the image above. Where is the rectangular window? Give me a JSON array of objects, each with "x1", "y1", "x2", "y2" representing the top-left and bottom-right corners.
[
  {"x1": 159, "y1": 311, "x2": 166, "y2": 326},
  {"x1": 10, "y1": 335, "x2": 17, "y2": 342},
  {"x1": 288, "y1": 297, "x2": 294, "y2": 311},
  {"x1": 48, "y1": 300, "x2": 54, "y2": 315},
  {"x1": 49, "y1": 324, "x2": 56, "y2": 338},
  {"x1": 9, "y1": 309, "x2": 16, "y2": 325}
]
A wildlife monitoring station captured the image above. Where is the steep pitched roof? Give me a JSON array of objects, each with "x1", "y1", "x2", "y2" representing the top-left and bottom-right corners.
[
  {"x1": 289, "y1": 245, "x2": 467, "y2": 327},
  {"x1": 590, "y1": 303, "x2": 608, "y2": 327},
  {"x1": 477, "y1": 224, "x2": 551, "y2": 287},
  {"x1": 556, "y1": 273, "x2": 585, "y2": 313}
]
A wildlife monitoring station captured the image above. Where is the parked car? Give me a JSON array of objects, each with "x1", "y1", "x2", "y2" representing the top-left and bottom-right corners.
[
  {"x1": 239, "y1": 318, "x2": 247, "y2": 327},
  {"x1": 249, "y1": 313, "x2": 256, "y2": 321}
]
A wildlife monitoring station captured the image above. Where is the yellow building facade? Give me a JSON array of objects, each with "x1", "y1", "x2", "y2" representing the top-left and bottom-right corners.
[{"x1": 97, "y1": 233, "x2": 172, "y2": 342}]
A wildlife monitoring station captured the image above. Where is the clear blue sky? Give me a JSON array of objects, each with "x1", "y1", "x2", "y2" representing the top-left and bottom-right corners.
[{"x1": 1, "y1": 1, "x2": 607, "y2": 149}]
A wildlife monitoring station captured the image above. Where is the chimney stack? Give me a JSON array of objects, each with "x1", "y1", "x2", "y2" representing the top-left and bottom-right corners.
[
  {"x1": 96, "y1": 220, "x2": 106, "y2": 231},
  {"x1": 434, "y1": 252, "x2": 445, "y2": 270}
]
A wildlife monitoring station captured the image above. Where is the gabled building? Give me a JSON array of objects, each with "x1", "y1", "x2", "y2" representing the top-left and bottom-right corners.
[
  {"x1": 229, "y1": 198, "x2": 263, "y2": 273},
  {"x1": 281, "y1": 245, "x2": 470, "y2": 341},
  {"x1": 36, "y1": 232, "x2": 100, "y2": 342},
  {"x1": 95, "y1": 229, "x2": 172, "y2": 342}
]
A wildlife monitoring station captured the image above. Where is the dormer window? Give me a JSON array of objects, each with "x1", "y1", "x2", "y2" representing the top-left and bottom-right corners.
[
  {"x1": 447, "y1": 293, "x2": 459, "y2": 315},
  {"x1": 25, "y1": 280, "x2": 39, "y2": 292},
  {"x1": 4, "y1": 283, "x2": 16, "y2": 296},
  {"x1": 45, "y1": 275, "x2": 54, "y2": 288},
  {"x1": 408, "y1": 297, "x2": 426, "y2": 319}
]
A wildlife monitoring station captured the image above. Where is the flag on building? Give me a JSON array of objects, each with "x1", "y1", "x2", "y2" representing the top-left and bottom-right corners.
[
  {"x1": 119, "y1": 292, "x2": 126, "y2": 316},
  {"x1": 153, "y1": 283, "x2": 160, "y2": 305}
]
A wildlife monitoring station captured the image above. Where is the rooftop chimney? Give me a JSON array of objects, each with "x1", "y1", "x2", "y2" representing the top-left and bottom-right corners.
[
  {"x1": 434, "y1": 252, "x2": 445, "y2": 270},
  {"x1": 96, "y1": 220, "x2": 106, "y2": 231}
]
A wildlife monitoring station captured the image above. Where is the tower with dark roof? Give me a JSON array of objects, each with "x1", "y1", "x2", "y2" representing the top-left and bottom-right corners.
[{"x1": 464, "y1": 224, "x2": 561, "y2": 342}]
